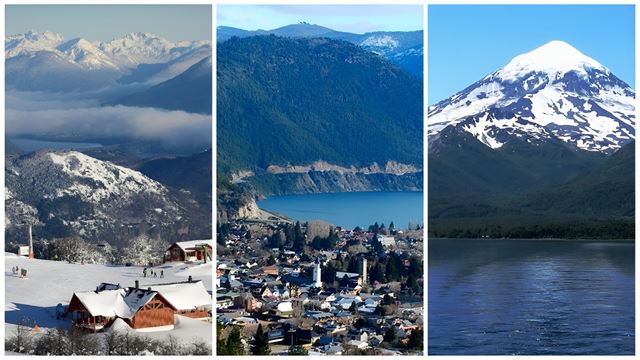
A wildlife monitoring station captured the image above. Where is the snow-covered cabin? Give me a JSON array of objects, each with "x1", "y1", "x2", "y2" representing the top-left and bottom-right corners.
[
  {"x1": 67, "y1": 287, "x2": 176, "y2": 332},
  {"x1": 165, "y1": 240, "x2": 212, "y2": 262}
]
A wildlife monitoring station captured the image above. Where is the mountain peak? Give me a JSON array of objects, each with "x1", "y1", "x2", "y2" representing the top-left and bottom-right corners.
[
  {"x1": 123, "y1": 31, "x2": 155, "y2": 40},
  {"x1": 58, "y1": 37, "x2": 93, "y2": 50},
  {"x1": 496, "y1": 40, "x2": 606, "y2": 81}
]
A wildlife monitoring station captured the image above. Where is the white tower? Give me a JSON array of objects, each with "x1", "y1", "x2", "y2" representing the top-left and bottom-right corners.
[
  {"x1": 313, "y1": 261, "x2": 322, "y2": 288},
  {"x1": 28, "y1": 225, "x2": 34, "y2": 259},
  {"x1": 360, "y1": 258, "x2": 368, "y2": 285}
]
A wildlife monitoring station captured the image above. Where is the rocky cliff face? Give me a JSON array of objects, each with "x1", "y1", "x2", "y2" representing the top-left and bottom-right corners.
[
  {"x1": 255, "y1": 170, "x2": 423, "y2": 196},
  {"x1": 218, "y1": 160, "x2": 423, "y2": 222}
]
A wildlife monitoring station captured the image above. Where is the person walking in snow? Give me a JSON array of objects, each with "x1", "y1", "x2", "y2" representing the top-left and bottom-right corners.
[
  {"x1": 143, "y1": 268, "x2": 147, "y2": 278},
  {"x1": 160, "y1": 270, "x2": 164, "y2": 278}
]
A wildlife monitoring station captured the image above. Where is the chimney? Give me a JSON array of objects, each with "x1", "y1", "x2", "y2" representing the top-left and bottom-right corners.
[{"x1": 135, "y1": 280, "x2": 139, "y2": 289}]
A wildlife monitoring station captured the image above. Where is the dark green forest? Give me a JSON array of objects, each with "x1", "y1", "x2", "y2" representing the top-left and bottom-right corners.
[
  {"x1": 217, "y1": 35, "x2": 423, "y2": 176},
  {"x1": 428, "y1": 128, "x2": 635, "y2": 239}
]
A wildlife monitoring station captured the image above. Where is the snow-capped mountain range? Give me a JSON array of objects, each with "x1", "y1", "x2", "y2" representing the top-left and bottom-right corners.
[
  {"x1": 429, "y1": 41, "x2": 635, "y2": 153},
  {"x1": 5, "y1": 30, "x2": 211, "y2": 91}
]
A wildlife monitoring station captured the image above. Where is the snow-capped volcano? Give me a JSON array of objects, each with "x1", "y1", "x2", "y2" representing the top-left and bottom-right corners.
[
  {"x1": 495, "y1": 40, "x2": 605, "y2": 81},
  {"x1": 429, "y1": 40, "x2": 635, "y2": 153}
]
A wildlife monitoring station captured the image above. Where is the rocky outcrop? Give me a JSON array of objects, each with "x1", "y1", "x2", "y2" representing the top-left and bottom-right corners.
[
  {"x1": 255, "y1": 170, "x2": 423, "y2": 196},
  {"x1": 266, "y1": 160, "x2": 420, "y2": 176},
  {"x1": 235, "y1": 198, "x2": 262, "y2": 219}
]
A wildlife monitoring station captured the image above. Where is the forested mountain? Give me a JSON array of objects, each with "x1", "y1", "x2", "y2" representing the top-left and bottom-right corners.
[
  {"x1": 112, "y1": 57, "x2": 212, "y2": 114},
  {"x1": 217, "y1": 35, "x2": 422, "y2": 176},
  {"x1": 217, "y1": 23, "x2": 423, "y2": 77}
]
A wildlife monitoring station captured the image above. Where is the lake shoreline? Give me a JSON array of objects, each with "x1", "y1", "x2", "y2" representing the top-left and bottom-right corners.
[{"x1": 258, "y1": 191, "x2": 424, "y2": 230}]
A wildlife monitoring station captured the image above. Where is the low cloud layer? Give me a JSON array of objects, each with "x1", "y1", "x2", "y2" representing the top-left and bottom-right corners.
[{"x1": 6, "y1": 90, "x2": 212, "y2": 151}]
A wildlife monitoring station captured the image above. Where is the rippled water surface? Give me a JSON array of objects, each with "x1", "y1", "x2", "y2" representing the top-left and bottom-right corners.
[{"x1": 429, "y1": 239, "x2": 634, "y2": 355}]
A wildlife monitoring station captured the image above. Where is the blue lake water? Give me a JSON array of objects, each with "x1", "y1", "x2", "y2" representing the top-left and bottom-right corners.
[
  {"x1": 429, "y1": 239, "x2": 635, "y2": 355},
  {"x1": 10, "y1": 138, "x2": 103, "y2": 152},
  {"x1": 257, "y1": 191, "x2": 423, "y2": 229}
]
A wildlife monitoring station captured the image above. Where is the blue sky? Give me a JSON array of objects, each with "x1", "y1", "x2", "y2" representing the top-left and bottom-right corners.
[
  {"x1": 6, "y1": 5, "x2": 212, "y2": 41},
  {"x1": 217, "y1": 5, "x2": 423, "y2": 34},
  {"x1": 429, "y1": 5, "x2": 635, "y2": 104}
]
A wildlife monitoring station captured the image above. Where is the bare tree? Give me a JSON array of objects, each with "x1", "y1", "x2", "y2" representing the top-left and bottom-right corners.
[{"x1": 5, "y1": 317, "x2": 34, "y2": 353}]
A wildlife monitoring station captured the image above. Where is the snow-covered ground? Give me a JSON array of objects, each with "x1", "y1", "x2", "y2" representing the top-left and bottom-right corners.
[{"x1": 5, "y1": 253, "x2": 212, "y2": 345}]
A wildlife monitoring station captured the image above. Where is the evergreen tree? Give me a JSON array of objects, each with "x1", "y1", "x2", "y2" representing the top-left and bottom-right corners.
[
  {"x1": 293, "y1": 222, "x2": 305, "y2": 252},
  {"x1": 371, "y1": 235, "x2": 384, "y2": 254},
  {"x1": 384, "y1": 326, "x2": 397, "y2": 344},
  {"x1": 383, "y1": 294, "x2": 394, "y2": 306},
  {"x1": 216, "y1": 322, "x2": 228, "y2": 355},
  {"x1": 348, "y1": 301, "x2": 357, "y2": 314},
  {"x1": 250, "y1": 324, "x2": 270, "y2": 355},
  {"x1": 225, "y1": 327, "x2": 244, "y2": 355},
  {"x1": 288, "y1": 345, "x2": 308, "y2": 355},
  {"x1": 407, "y1": 328, "x2": 423, "y2": 350}
]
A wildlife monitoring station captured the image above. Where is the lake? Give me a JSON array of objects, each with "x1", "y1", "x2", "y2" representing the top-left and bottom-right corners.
[
  {"x1": 257, "y1": 191, "x2": 423, "y2": 229},
  {"x1": 429, "y1": 239, "x2": 635, "y2": 355},
  {"x1": 10, "y1": 138, "x2": 103, "y2": 152}
]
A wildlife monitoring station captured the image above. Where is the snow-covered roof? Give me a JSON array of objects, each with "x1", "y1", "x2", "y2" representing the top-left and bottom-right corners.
[
  {"x1": 74, "y1": 289, "x2": 125, "y2": 318},
  {"x1": 171, "y1": 240, "x2": 213, "y2": 251},
  {"x1": 73, "y1": 288, "x2": 165, "y2": 319},
  {"x1": 148, "y1": 281, "x2": 211, "y2": 311},
  {"x1": 121, "y1": 289, "x2": 158, "y2": 318}
]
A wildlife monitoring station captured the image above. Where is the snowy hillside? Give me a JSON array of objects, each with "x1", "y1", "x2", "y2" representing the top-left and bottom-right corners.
[
  {"x1": 5, "y1": 254, "x2": 211, "y2": 346},
  {"x1": 428, "y1": 41, "x2": 635, "y2": 153},
  {"x1": 5, "y1": 151, "x2": 207, "y2": 244}
]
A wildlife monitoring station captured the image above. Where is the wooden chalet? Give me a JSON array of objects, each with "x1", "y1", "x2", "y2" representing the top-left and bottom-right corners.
[
  {"x1": 148, "y1": 279, "x2": 212, "y2": 320},
  {"x1": 67, "y1": 285, "x2": 176, "y2": 332},
  {"x1": 165, "y1": 240, "x2": 212, "y2": 262}
]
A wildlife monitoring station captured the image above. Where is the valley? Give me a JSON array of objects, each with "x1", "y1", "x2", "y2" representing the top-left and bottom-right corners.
[
  {"x1": 215, "y1": 11, "x2": 425, "y2": 356},
  {"x1": 216, "y1": 33, "x2": 424, "y2": 223},
  {"x1": 5, "y1": 28, "x2": 213, "y2": 253}
]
